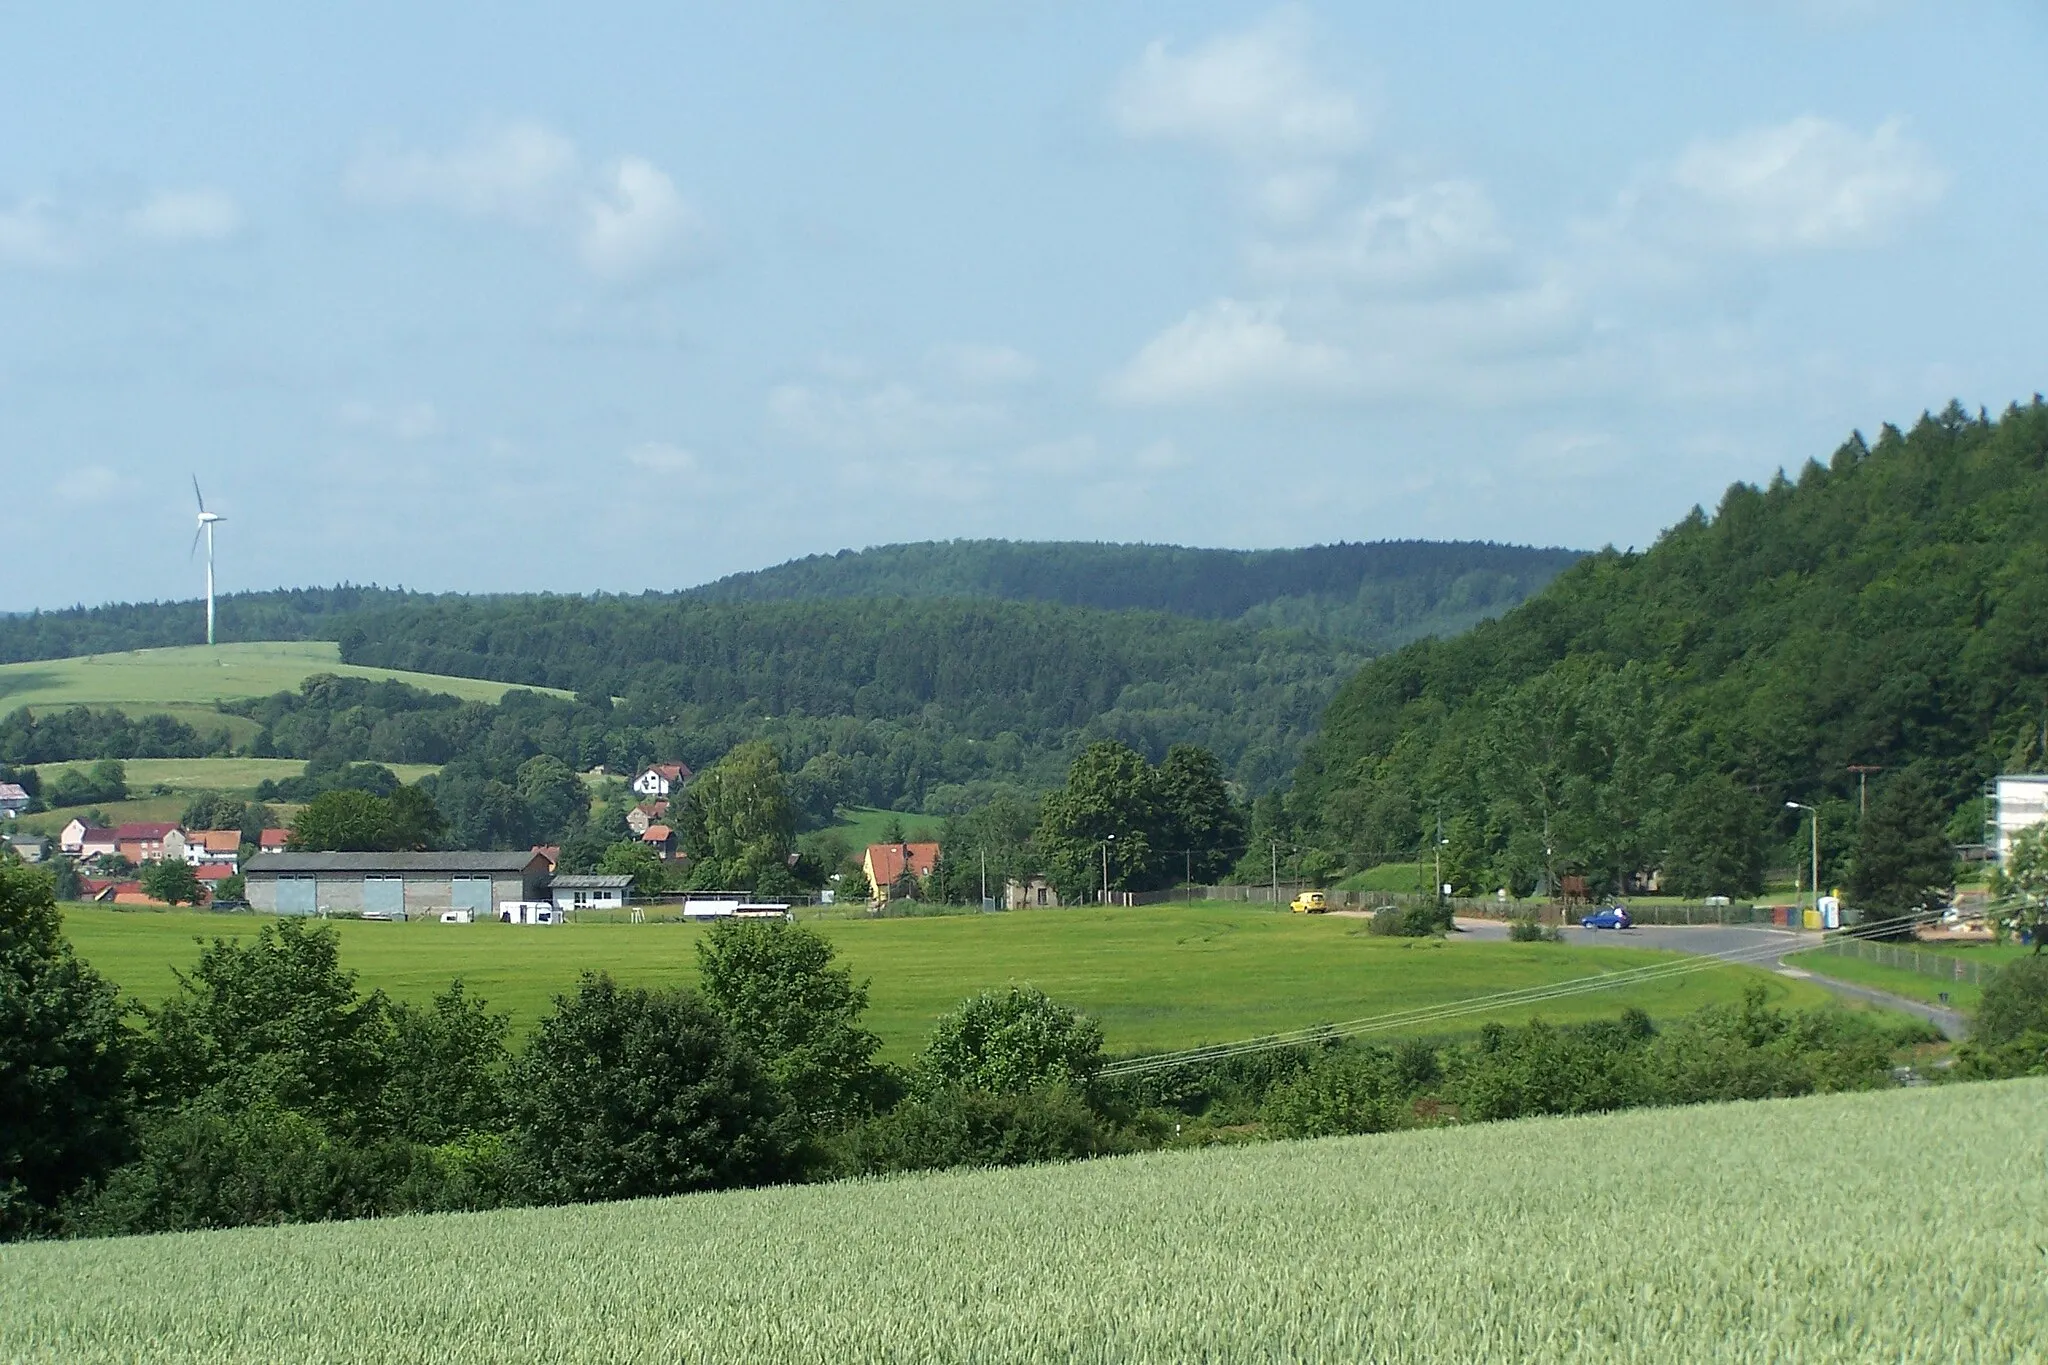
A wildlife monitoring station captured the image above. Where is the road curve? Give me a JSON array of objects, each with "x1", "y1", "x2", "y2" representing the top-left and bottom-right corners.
[{"x1": 1451, "y1": 918, "x2": 1969, "y2": 1040}]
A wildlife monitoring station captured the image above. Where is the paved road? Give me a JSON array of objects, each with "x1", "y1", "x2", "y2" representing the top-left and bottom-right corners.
[{"x1": 1452, "y1": 918, "x2": 1969, "y2": 1039}]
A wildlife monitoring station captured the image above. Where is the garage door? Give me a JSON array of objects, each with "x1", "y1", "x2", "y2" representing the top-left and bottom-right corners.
[
  {"x1": 364, "y1": 876, "x2": 404, "y2": 916},
  {"x1": 276, "y1": 876, "x2": 316, "y2": 915},
  {"x1": 451, "y1": 877, "x2": 493, "y2": 913}
]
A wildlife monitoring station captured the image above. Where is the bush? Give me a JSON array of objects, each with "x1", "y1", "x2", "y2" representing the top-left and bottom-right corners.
[
  {"x1": 0, "y1": 862, "x2": 134, "y2": 1237},
  {"x1": 1507, "y1": 918, "x2": 1560, "y2": 942},
  {"x1": 510, "y1": 974, "x2": 791, "y2": 1204},
  {"x1": 831, "y1": 1085, "x2": 1113, "y2": 1176},
  {"x1": 1261, "y1": 1045, "x2": 1412, "y2": 1138},
  {"x1": 1953, "y1": 957, "x2": 2048, "y2": 1079},
  {"x1": 1368, "y1": 903, "x2": 1453, "y2": 937},
  {"x1": 916, "y1": 986, "x2": 1104, "y2": 1097}
]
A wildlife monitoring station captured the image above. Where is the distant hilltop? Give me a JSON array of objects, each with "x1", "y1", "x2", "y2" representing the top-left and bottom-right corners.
[{"x1": 0, "y1": 539, "x2": 1580, "y2": 663}]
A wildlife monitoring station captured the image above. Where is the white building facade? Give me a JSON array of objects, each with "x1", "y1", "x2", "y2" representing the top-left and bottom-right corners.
[{"x1": 1991, "y1": 774, "x2": 2048, "y2": 864}]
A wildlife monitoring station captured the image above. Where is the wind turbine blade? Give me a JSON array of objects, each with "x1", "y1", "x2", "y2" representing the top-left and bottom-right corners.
[
  {"x1": 190, "y1": 527, "x2": 203, "y2": 559},
  {"x1": 193, "y1": 475, "x2": 205, "y2": 513}
]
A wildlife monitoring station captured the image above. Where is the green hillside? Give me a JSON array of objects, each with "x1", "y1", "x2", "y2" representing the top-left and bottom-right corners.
[
  {"x1": 0, "y1": 642, "x2": 567, "y2": 716},
  {"x1": 1292, "y1": 399, "x2": 2048, "y2": 892},
  {"x1": 689, "y1": 538, "x2": 1580, "y2": 649},
  {"x1": 4, "y1": 1079, "x2": 2036, "y2": 1362}
]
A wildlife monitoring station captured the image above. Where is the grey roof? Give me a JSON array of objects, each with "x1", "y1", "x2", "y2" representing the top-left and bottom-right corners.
[
  {"x1": 548, "y1": 873, "x2": 635, "y2": 890},
  {"x1": 243, "y1": 852, "x2": 547, "y2": 876}
]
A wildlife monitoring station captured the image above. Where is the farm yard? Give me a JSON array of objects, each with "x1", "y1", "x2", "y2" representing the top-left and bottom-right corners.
[
  {"x1": 60, "y1": 902, "x2": 1849, "y2": 1057},
  {"x1": 3, "y1": 1078, "x2": 2038, "y2": 1363}
]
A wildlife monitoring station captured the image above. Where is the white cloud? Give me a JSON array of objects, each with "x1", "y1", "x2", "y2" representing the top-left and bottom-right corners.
[
  {"x1": 1665, "y1": 116, "x2": 1945, "y2": 250},
  {"x1": 769, "y1": 375, "x2": 1006, "y2": 453},
  {"x1": 1106, "y1": 299, "x2": 1350, "y2": 405},
  {"x1": 929, "y1": 342, "x2": 1039, "y2": 387},
  {"x1": 624, "y1": 441, "x2": 699, "y2": 474},
  {"x1": 54, "y1": 465, "x2": 119, "y2": 502},
  {"x1": 127, "y1": 189, "x2": 242, "y2": 243},
  {"x1": 1249, "y1": 180, "x2": 1514, "y2": 294},
  {"x1": 0, "y1": 197, "x2": 75, "y2": 268},
  {"x1": 347, "y1": 123, "x2": 699, "y2": 280},
  {"x1": 1109, "y1": 10, "x2": 1365, "y2": 165},
  {"x1": 338, "y1": 400, "x2": 444, "y2": 442},
  {"x1": 345, "y1": 122, "x2": 577, "y2": 222},
  {"x1": 577, "y1": 158, "x2": 699, "y2": 279}
]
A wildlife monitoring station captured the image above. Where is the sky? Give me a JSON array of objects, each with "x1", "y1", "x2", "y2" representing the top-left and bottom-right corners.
[{"x1": 4, "y1": 1, "x2": 2045, "y2": 611}]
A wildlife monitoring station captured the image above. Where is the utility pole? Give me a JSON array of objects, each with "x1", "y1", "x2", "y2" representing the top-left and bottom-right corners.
[
  {"x1": 1102, "y1": 834, "x2": 1115, "y2": 905},
  {"x1": 1271, "y1": 839, "x2": 1280, "y2": 905},
  {"x1": 1786, "y1": 801, "x2": 1819, "y2": 923},
  {"x1": 980, "y1": 847, "x2": 987, "y2": 908},
  {"x1": 1848, "y1": 765, "x2": 1882, "y2": 818}
]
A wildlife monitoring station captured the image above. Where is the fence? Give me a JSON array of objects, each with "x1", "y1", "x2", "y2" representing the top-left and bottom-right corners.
[
  {"x1": 1109, "y1": 885, "x2": 1782, "y2": 926},
  {"x1": 1817, "y1": 936, "x2": 1996, "y2": 987}
]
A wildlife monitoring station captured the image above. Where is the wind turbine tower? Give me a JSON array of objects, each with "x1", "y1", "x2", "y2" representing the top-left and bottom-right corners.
[{"x1": 192, "y1": 478, "x2": 226, "y2": 647}]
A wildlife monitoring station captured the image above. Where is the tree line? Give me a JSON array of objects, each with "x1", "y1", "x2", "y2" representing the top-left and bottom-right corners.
[
  {"x1": 10, "y1": 854, "x2": 2042, "y2": 1243},
  {"x1": 1287, "y1": 400, "x2": 2048, "y2": 906}
]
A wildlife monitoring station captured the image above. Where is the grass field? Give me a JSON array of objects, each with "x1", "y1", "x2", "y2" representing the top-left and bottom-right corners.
[
  {"x1": 1335, "y1": 861, "x2": 1425, "y2": 892},
  {"x1": 0, "y1": 642, "x2": 568, "y2": 728},
  {"x1": 823, "y1": 804, "x2": 942, "y2": 848},
  {"x1": 29, "y1": 757, "x2": 439, "y2": 795},
  {"x1": 3, "y1": 1079, "x2": 2038, "y2": 1362},
  {"x1": 1786, "y1": 950, "x2": 1986, "y2": 1010},
  {"x1": 61, "y1": 903, "x2": 1848, "y2": 1058}
]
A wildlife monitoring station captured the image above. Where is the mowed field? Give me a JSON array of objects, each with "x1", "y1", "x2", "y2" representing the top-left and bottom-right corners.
[
  {"x1": 62, "y1": 903, "x2": 1847, "y2": 1058},
  {"x1": 0, "y1": 641, "x2": 567, "y2": 731},
  {"x1": 30, "y1": 756, "x2": 440, "y2": 793},
  {"x1": 4, "y1": 1079, "x2": 2039, "y2": 1362}
]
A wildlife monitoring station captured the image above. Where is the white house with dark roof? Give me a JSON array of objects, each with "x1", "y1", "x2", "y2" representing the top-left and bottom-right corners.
[{"x1": 0, "y1": 783, "x2": 29, "y2": 819}]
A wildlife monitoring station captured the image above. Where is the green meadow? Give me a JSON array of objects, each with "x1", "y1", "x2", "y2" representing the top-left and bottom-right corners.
[
  {"x1": 0, "y1": 641, "x2": 567, "y2": 730},
  {"x1": 3, "y1": 1079, "x2": 2037, "y2": 1362},
  {"x1": 62, "y1": 902, "x2": 1845, "y2": 1058}
]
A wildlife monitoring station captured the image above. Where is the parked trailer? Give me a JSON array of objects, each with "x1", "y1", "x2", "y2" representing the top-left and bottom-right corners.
[{"x1": 497, "y1": 901, "x2": 558, "y2": 925}]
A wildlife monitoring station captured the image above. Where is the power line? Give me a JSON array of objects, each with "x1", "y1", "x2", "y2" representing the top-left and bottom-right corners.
[{"x1": 1096, "y1": 911, "x2": 1943, "y2": 1079}]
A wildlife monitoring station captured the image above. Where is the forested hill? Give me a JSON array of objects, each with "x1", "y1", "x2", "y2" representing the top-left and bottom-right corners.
[
  {"x1": 689, "y1": 539, "x2": 1580, "y2": 650},
  {"x1": 0, "y1": 586, "x2": 429, "y2": 664},
  {"x1": 333, "y1": 596, "x2": 1361, "y2": 796},
  {"x1": 1290, "y1": 399, "x2": 2048, "y2": 897}
]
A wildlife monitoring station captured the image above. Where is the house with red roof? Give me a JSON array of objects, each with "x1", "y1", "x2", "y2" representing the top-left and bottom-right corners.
[
  {"x1": 115, "y1": 823, "x2": 184, "y2": 864},
  {"x1": 631, "y1": 763, "x2": 692, "y2": 798},
  {"x1": 641, "y1": 824, "x2": 676, "y2": 859},
  {"x1": 258, "y1": 828, "x2": 291, "y2": 853},
  {"x1": 864, "y1": 842, "x2": 940, "y2": 905}
]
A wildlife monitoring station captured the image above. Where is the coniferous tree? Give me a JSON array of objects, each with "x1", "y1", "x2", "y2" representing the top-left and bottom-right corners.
[{"x1": 1847, "y1": 769, "x2": 1955, "y2": 935}]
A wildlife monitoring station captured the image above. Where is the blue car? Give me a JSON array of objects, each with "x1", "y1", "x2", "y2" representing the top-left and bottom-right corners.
[{"x1": 1580, "y1": 906, "x2": 1633, "y2": 930}]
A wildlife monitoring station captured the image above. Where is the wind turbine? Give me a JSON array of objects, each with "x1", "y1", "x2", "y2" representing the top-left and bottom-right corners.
[{"x1": 191, "y1": 477, "x2": 225, "y2": 647}]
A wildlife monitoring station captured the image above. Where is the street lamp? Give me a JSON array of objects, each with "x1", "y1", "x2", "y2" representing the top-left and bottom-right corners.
[
  {"x1": 1786, "y1": 802, "x2": 1819, "y2": 924},
  {"x1": 1101, "y1": 834, "x2": 1116, "y2": 904}
]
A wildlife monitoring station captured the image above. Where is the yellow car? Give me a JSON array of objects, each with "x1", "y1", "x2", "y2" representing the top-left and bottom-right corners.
[{"x1": 1289, "y1": 890, "x2": 1328, "y2": 914}]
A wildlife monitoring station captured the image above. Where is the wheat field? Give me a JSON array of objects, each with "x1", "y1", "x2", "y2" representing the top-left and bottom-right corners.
[{"x1": 3, "y1": 1079, "x2": 2041, "y2": 1362}]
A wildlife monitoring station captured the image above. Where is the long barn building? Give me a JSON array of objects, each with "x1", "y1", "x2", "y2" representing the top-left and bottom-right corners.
[{"x1": 243, "y1": 851, "x2": 552, "y2": 917}]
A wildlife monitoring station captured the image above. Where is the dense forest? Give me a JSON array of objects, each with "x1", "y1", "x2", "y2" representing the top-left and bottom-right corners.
[
  {"x1": 1288, "y1": 399, "x2": 2048, "y2": 896},
  {"x1": 689, "y1": 539, "x2": 1580, "y2": 650},
  {"x1": 304, "y1": 599, "x2": 1358, "y2": 804},
  {"x1": 0, "y1": 540, "x2": 1574, "y2": 664},
  {"x1": 0, "y1": 586, "x2": 427, "y2": 664}
]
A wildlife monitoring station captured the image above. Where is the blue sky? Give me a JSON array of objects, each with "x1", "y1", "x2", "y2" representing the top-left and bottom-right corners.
[{"x1": 4, "y1": 1, "x2": 2043, "y2": 610}]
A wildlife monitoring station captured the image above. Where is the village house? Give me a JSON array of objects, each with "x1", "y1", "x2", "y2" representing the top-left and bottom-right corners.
[
  {"x1": 4, "y1": 832, "x2": 49, "y2": 863},
  {"x1": 640, "y1": 823, "x2": 676, "y2": 859},
  {"x1": 1004, "y1": 875, "x2": 1061, "y2": 909},
  {"x1": 183, "y1": 830, "x2": 242, "y2": 867},
  {"x1": 60, "y1": 820, "x2": 118, "y2": 859},
  {"x1": 627, "y1": 800, "x2": 669, "y2": 836},
  {"x1": 864, "y1": 841, "x2": 940, "y2": 905},
  {"x1": 258, "y1": 828, "x2": 290, "y2": 854},
  {"x1": 115, "y1": 822, "x2": 184, "y2": 864},
  {"x1": 631, "y1": 763, "x2": 691, "y2": 799},
  {"x1": 0, "y1": 782, "x2": 30, "y2": 819}
]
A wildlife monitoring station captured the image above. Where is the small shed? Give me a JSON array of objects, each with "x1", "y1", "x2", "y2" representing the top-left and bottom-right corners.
[{"x1": 549, "y1": 873, "x2": 633, "y2": 912}]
